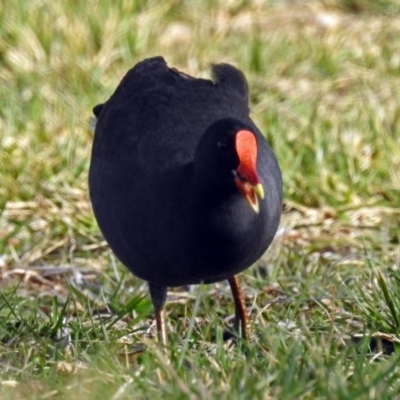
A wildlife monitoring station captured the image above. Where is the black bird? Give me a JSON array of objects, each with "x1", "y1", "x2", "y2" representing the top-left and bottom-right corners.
[{"x1": 89, "y1": 57, "x2": 282, "y2": 344}]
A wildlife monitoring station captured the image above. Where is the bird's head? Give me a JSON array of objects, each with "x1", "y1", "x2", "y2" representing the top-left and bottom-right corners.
[{"x1": 194, "y1": 118, "x2": 265, "y2": 213}]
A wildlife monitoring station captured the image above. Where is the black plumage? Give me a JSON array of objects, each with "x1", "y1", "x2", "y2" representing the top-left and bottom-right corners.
[{"x1": 89, "y1": 57, "x2": 282, "y2": 343}]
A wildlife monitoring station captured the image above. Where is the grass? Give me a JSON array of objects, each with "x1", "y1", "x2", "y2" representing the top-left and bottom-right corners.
[{"x1": 1, "y1": 0, "x2": 400, "y2": 398}]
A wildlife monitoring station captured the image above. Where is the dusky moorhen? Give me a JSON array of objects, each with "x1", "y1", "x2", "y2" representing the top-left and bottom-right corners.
[{"x1": 89, "y1": 57, "x2": 282, "y2": 344}]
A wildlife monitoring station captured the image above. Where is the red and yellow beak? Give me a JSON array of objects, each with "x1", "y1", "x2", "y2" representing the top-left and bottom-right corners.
[{"x1": 233, "y1": 130, "x2": 265, "y2": 214}]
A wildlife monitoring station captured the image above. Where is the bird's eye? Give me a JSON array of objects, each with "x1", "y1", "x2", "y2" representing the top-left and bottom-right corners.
[{"x1": 217, "y1": 142, "x2": 228, "y2": 151}]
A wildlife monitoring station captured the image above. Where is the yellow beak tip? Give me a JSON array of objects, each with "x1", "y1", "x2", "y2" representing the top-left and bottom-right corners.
[{"x1": 254, "y1": 183, "x2": 265, "y2": 200}]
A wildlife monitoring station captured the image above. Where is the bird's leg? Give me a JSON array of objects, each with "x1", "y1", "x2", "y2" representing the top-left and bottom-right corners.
[
  {"x1": 228, "y1": 276, "x2": 248, "y2": 340},
  {"x1": 148, "y1": 283, "x2": 168, "y2": 345}
]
